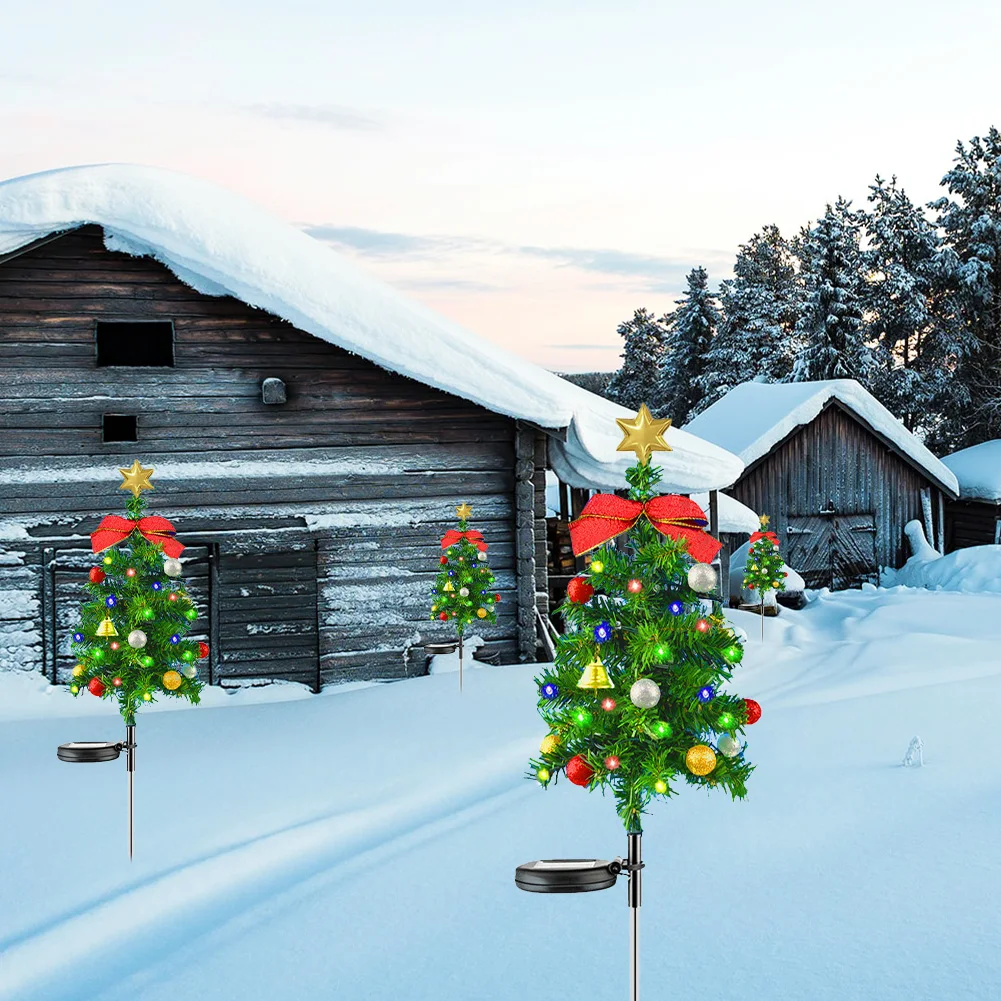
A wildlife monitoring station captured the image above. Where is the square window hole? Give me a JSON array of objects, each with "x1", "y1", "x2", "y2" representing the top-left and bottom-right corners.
[
  {"x1": 96, "y1": 321, "x2": 174, "y2": 366},
  {"x1": 103, "y1": 414, "x2": 138, "y2": 443}
]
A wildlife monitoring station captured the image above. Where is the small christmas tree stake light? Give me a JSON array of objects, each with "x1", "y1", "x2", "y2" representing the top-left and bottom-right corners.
[
  {"x1": 429, "y1": 503, "x2": 497, "y2": 691},
  {"x1": 515, "y1": 405, "x2": 760, "y2": 1001},
  {"x1": 56, "y1": 461, "x2": 204, "y2": 858},
  {"x1": 742, "y1": 514, "x2": 788, "y2": 639}
]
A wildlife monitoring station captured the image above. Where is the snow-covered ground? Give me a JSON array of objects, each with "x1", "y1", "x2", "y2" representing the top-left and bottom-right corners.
[
  {"x1": 883, "y1": 520, "x2": 1001, "y2": 593},
  {"x1": 2, "y1": 586, "x2": 999, "y2": 1001}
]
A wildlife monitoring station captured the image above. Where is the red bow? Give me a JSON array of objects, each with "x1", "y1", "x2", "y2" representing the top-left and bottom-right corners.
[
  {"x1": 570, "y1": 494, "x2": 722, "y2": 564},
  {"x1": 90, "y1": 515, "x2": 184, "y2": 558},
  {"x1": 749, "y1": 530, "x2": 779, "y2": 546},
  {"x1": 441, "y1": 528, "x2": 488, "y2": 552}
]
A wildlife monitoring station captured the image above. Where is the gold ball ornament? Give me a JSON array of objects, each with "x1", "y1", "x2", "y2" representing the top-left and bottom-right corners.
[
  {"x1": 72, "y1": 664, "x2": 85, "y2": 677},
  {"x1": 537, "y1": 767, "x2": 550, "y2": 783},
  {"x1": 476, "y1": 607, "x2": 487, "y2": 618},
  {"x1": 142, "y1": 692, "x2": 152, "y2": 701},
  {"x1": 654, "y1": 779, "x2": 668, "y2": 794},
  {"x1": 540, "y1": 734, "x2": 560, "y2": 755},
  {"x1": 162, "y1": 670, "x2": 183, "y2": 691},
  {"x1": 686, "y1": 744, "x2": 717, "y2": 776}
]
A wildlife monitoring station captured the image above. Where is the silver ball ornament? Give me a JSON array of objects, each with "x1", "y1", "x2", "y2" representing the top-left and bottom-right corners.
[
  {"x1": 459, "y1": 587, "x2": 470, "y2": 597},
  {"x1": 629, "y1": 678, "x2": 661, "y2": 709},
  {"x1": 163, "y1": 558, "x2": 183, "y2": 578},
  {"x1": 687, "y1": 563, "x2": 717, "y2": 593},
  {"x1": 127, "y1": 629, "x2": 147, "y2": 649},
  {"x1": 182, "y1": 664, "x2": 198, "y2": 679},
  {"x1": 477, "y1": 551, "x2": 487, "y2": 561},
  {"x1": 718, "y1": 734, "x2": 741, "y2": 758}
]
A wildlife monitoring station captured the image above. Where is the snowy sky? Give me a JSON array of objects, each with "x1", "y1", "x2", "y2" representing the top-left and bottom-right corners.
[{"x1": 3, "y1": 0, "x2": 999, "y2": 372}]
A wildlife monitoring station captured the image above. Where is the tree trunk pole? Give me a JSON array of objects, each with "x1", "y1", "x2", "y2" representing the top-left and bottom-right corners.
[
  {"x1": 627, "y1": 832, "x2": 642, "y2": 1001},
  {"x1": 760, "y1": 599, "x2": 764, "y2": 641},
  {"x1": 125, "y1": 722, "x2": 136, "y2": 860},
  {"x1": 459, "y1": 632, "x2": 463, "y2": 693}
]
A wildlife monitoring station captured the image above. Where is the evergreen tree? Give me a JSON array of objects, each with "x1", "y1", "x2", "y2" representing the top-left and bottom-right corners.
[
  {"x1": 657, "y1": 267, "x2": 720, "y2": 423},
  {"x1": 932, "y1": 127, "x2": 1001, "y2": 446},
  {"x1": 792, "y1": 199, "x2": 872, "y2": 384},
  {"x1": 70, "y1": 462, "x2": 205, "y2": 723},
  {"x1": 696, "y1": 226, "x2": 802, "y2": 408},
  {"x1": 864, "y1": 175, "x2": 966, "y2": 441},
  {"x1": 606, "y1": 308, "x2": 667, "y2": 411},
  {"x1": 530, "y1": 418, "x2": 757, "y2": 832}
]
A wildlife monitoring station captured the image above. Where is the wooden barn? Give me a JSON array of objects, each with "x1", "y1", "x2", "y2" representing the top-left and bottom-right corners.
[
  {"x1": 685, "y1": 380, "x2": 960, "y2": 589},
  {"x1": 0, "y1": 165, "x2": 744, "y2": 689},
  {"x1": 940, "y1": 441, "x2": 1001, "y2": 550}
]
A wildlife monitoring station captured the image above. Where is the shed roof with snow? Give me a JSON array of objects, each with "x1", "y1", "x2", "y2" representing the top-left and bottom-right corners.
[
  {"x1": 0, "y1": 164, "x2": 742, "y2": 494},
  {"x1": 685, "y1": 379, "x2": 958, "y2": 497},
  {"x1": 940, "y1": 441, "x2": 1001, "y2": 503}
]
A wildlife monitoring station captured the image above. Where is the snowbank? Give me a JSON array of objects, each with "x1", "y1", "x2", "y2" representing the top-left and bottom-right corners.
[
  {"x1": 684, "y1": 379, "x2": 958, "y2": 495},
  {"x1": 0, "y1": 164, "x2": 743, "y2": 494},
  {"x1": 883, "y1": 532, "x2": 1001, "y2": 594},
  {"x1": 941, "y1": 439, "x2": 1001, "y2": 502}
]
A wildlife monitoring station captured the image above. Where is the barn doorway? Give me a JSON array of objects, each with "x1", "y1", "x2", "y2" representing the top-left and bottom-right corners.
[{"x1": 784, "y1": 505, "x2": 878, "y2": 590}]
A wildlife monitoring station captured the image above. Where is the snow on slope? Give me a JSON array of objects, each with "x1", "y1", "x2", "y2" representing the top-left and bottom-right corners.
[
  {"x1": 1, "y1": 587, "x2": 1000, "y2": 1001},
  {"x1": 684, "y1": 379, "x2": 958, "y2": 495},
  {"x1": 941, "y1": 438, "x2": 1001, "y2": 501},
  {"x1": 883, "y1": 536, "x2": 1001, "y2": 593},
  {"x1": 0, "y1": 164, "x2": 742, "y2": 493}
]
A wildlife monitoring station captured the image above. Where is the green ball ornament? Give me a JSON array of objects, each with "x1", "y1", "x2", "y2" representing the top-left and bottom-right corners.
[
  {"x1": 141, "y1": 655, "x2": 155, "y2": 668},
  {"x1": 185, "y1": 607, "x2": 198, "y2": 621},
  {"x1": 92, "y1": 648, "x2": 104, "y2": 661},
  {"x1": 182, "y1": 649, "x2": 195, "y2": 662},
  {"x1": 573, "y1": 708, "x2": 593, "y2": 728},
  {"x1": 143, "y1": 608, "x2": 155, "y2": 620},
  {"x1": 651, "y1": 720, "x2": 672, "y2": 739},
  {"x1": 723, "y1": 643, "x2": 743, "y2": 664}
]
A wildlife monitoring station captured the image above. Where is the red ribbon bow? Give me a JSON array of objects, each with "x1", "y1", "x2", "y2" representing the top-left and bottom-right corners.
[
  {"x1": 749, "y1": 530, "x2": 780, "y2": 546},
  {"x1": 569, "y1": 493, "x2": 722, "y2": 564},
  {"x1": 90, "y1": 515, "x2": 185, "y2": 559},
  {"x1": 440, "y1": 528, "x2": 488, "y2": 552}
]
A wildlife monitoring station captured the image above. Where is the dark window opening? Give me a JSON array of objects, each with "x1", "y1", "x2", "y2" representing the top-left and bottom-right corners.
[
  {"x1": 103, "y1": 414, "x2": 138, "y2": 443},
  {"x1": 96, "y1": 321, "x2": 175, "y2": 367}
]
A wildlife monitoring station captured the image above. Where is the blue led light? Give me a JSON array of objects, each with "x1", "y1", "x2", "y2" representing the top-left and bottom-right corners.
[
  {"x1": 669, "y1": 600, "x2": 684, "y2": 616},
  {"x1": 593, "y1": 621, "x2": 612, "y2": 643},
  {"x1": 540, "y1": 682, "x2": 559, "y2": 700},
  {"x1": 697, "y1": 685, "x2": 715, "y2": 703}
]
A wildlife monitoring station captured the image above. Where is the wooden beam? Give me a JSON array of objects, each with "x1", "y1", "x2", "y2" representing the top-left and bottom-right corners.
[{"x1": 514, "y1": 423, "x2": 538, "y2": 661}]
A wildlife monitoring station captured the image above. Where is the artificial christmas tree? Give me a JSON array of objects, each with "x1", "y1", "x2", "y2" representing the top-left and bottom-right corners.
[
  {"x1": 742, "y1": 515, "x2": 788, "y2": 638},
  {"x1": 516, "y1": 405, "x2": 759, "y2": 1001},
  {"x1": 430, "y1": 503, "x2": 498, "y2": 690},
  {"x1": 57, "y1": 461, "x2": 204, "y2": 856}
]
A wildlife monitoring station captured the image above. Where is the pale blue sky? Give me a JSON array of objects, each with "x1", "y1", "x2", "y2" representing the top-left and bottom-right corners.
[{"x1": 2, "y1": 0, "x2": 999, "y2": 370}]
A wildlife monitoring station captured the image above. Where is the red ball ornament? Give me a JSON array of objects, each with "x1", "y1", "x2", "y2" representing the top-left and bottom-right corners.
[
  {"x1": 198, "y1": 642, "x2": 210, "y2": 659},
  {"x1": 494, "y1": 593, "x2": 501, "y2": 602},
  {"x1": 627, "y1": 579, "x2": 643, "y2": 594},
  {"x1": 601, "y1": 697, "x2": 616, "y2": 711},
  {"x1": 744, "y1": 698, "x2": 762, "y2": 725},
  {"x1": 439, "y1": 556, "x2": 447, "y2": 565},
  {"x1": 565, "y1": 755, "x2": 594, "y2": 786},
  {"x1": 604, "y1": 755, "x2": 621, "y2": 770},
  {"x1": 112, "y1": 676, "x2": 123, "y2": 687},
  {"x1": 566, "y1": 576, "x2": 595, "y2": 604},
  {"x1": 439, "y1": 612, "x2": 448, "y2": 621},
  {"x1": 89, "y1": 567, "x2": 106, "y2": 584},
  {"x1": 125, "y1": 568, "x2": 136, "y2": 578},
  {"x1": 696, "y1": 618, "x2": 710, "y2": 633},
  {"x1": 87, "y1": 677, "x2": 105, "y2": 697}
]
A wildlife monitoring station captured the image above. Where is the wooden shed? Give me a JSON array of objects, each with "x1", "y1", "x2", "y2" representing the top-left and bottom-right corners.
[
  {"x1": 940, "y1": 441, "x2": 1001, "y2": 550},
  {"x1": 685, "y1": 380, "x2": 960, "y2": 589},
  {"x1": 0, "y1": 165, "x2": 744, "y2": 689}
]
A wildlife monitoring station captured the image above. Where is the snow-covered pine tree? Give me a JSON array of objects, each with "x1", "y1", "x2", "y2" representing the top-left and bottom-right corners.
[
  {"x1": 792, "y1": 199, "x2": 872, "y2": 384},
  {"x1": 696, "y1": 226, "x2": 802, "y2": 409},
  {"x1": 932, "y1": 127, "x2": 1001, "y2": 446},
  {"x1": 864, "y1": 175, "x2": 967, "y2": 443},
  {"x1": 606, "y1": 308, "x2": 667, "y2": 411},
  {"x1": 657, "y1": 267, "x2": 720, "y2": 424}
]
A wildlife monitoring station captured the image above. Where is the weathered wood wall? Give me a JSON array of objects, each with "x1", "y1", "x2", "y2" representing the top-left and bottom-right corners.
[
  {"x1": 0, "y1": 226, "x2": 548, "y2": 683},
  {"x1": 726, "y1": 402, "x2": 946, "y2": 576},
  {"x1": 945, "y1": 499, "x2": 1000, "y2": 551}
]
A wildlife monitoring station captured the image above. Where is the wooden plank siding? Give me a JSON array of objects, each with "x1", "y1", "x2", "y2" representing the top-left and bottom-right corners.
[
  {"x1": 0, "y1": 225, "x2": 549, "y2": 683},
  {"x1": 945, "y1": 500, "x2": 1001, "y2": 551},
  {"x1": 726, "y1": 401, "x2": 944, "y2": 577}
]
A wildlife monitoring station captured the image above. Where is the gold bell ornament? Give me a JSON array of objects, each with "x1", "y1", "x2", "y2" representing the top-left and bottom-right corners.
[
  {"x1": 444, "y1": 581, "x2": 455, "y2": 592},
  {"x1": 577, "y1": 654, "x2": 614, "y2": 692},
  {"x1": 95, "y1": 615, "x2": 118, "y2": 637}
]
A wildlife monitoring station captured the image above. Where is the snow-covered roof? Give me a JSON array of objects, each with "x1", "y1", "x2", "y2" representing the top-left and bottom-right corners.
[
  {"x1": 684, "y1": 379, "x2": 959, "y2": 497},
  {"x1": 940, "y1": 440, "x2": 1001, "y2": 502},
  {"x1": 0, "y1": 164, "x2": 743, "y2": 494}
]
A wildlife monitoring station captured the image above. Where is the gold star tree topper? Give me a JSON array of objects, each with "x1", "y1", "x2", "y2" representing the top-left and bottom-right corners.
[
  {"x1": 119, "y1": 460, "x2": 155, "y2": 498},
  {"x1": 616, "y1": 404, "x2": 673, "y2": 465},
  {"x1": 455, "y1": 503, "x2": 473, "y2": 520},
  {"x1": 759, "y1": 514, "x2": 770, "y2": 528}
]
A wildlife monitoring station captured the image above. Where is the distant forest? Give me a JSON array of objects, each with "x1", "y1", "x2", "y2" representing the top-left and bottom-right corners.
[{"x1": 579, "y1": 126, "x2": 1001, "y2": 454}]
